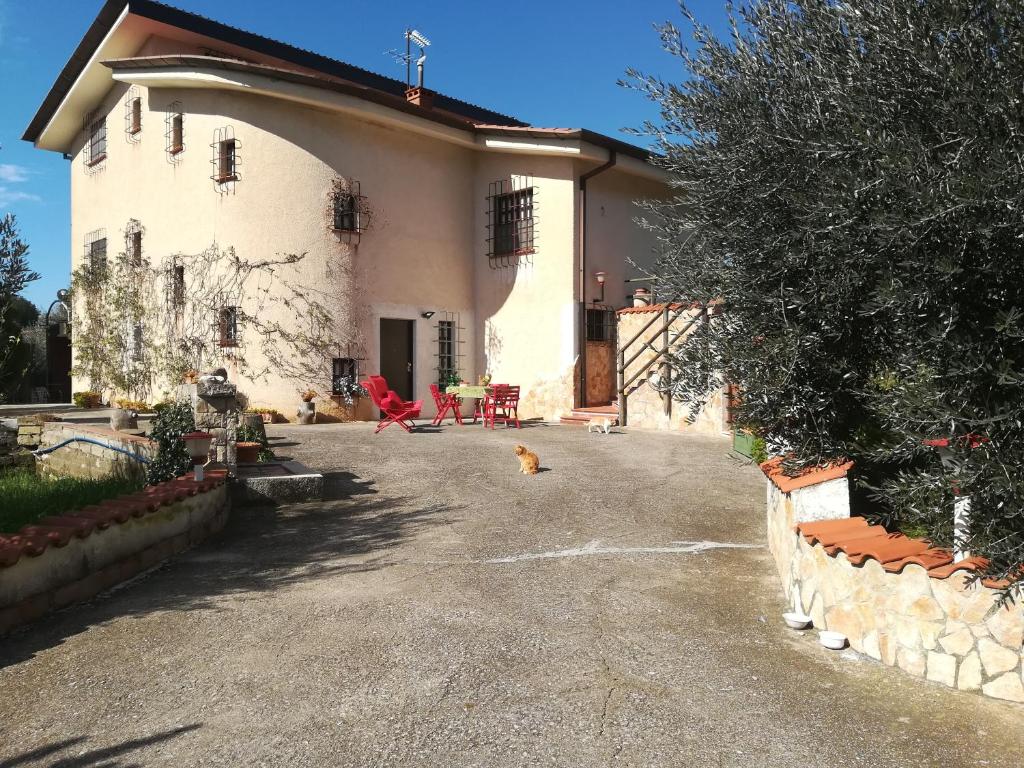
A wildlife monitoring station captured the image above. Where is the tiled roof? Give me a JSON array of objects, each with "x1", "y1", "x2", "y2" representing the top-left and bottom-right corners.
[
  {"x1": 795, "y1": 516, "x2": 1006, "y2": 587},
  {"x1": 617, "y1": 302, "x2": 693, "y2": 315},
  {"x1": 760, "y1": 456, "x2": 855, "y2": 493},
  {"x1": 0, "y1": 472, "x2": 226, "y2": 569}
]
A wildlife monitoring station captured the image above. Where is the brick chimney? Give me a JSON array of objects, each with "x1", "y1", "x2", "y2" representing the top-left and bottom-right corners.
[{"x1": 405, "y1": 86, "x2": 435, "y2": 109}]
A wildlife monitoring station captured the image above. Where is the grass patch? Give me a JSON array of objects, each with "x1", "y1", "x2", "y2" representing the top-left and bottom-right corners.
[{"x1": 0, "y1": 469, "x2": 144, "y2": 534}]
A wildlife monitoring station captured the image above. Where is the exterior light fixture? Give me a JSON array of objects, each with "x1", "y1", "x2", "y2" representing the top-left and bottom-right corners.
[
  {"x1": 593, "y1": 271, "x2": 607, "y2": 303},
  {"x1": 182, "y1": 431, "x2": 213, "y2": 480},
  {"x1": 421, "y1": 311, "x2": 435, "y2": 319}
]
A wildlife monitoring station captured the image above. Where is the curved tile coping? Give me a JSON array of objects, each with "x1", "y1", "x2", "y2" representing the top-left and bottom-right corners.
[{"x1": 0, "y1": 472, "x2": 229, "y2": 634}]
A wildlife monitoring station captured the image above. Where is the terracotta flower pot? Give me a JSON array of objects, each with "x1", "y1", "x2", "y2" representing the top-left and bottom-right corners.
[
  {"x1": 236, "y1": 441, "x2": 261, "y2": 463},
  {"x1": 260, "y1": 412, "x2": 274, "y2": 424}
]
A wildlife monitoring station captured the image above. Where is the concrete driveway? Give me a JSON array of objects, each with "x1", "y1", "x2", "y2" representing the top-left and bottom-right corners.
[{"x1": 1, "y1": 422, "x2": 1021, "y2": 766}]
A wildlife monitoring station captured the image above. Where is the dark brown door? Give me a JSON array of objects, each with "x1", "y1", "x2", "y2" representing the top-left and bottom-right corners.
[{"x1": 380, "y1": 318, "x2": 414, "y2": 401}]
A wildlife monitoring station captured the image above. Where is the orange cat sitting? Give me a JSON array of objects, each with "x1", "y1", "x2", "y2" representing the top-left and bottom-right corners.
[{"x1": 514, "y1": 444, "x2": 540, "y2": 475}]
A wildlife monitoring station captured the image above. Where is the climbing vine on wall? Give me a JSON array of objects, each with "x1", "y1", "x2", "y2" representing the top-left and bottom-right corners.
[{"x1": 71, "y1": 219, "x2": 365, "y2": 402}]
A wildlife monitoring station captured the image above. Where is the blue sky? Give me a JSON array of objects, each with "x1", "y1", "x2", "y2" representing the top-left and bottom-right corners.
[{"x1": 0, "y1": 0, "x2": 730, "y2": 309}]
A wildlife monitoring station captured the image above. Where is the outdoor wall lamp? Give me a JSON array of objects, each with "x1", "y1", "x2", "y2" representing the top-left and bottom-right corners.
[
  {"x1": 593, "y1": 271, "x2": 607, "y2": 303},
  {"x1": 421, "y1": 311, "x2": 435, "y2": 319}
]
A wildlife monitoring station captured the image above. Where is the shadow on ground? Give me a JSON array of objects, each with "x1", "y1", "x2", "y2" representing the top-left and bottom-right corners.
[
  {"x1": 0, "y1": 723, "x2": 200, "y2": 767},
  {"x1": 0, "y1": 469, "x2": 461, "y2": 669}
]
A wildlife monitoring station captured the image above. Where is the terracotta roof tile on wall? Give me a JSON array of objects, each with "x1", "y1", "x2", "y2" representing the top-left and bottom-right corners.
[
  {"x1": 760, "y1": 457, "x2": 855, "y2": 494},
  {"x1": 0, "y1": 472, "x2": 226, "y2": 569},
  {"x1": 794, "y1": 516, "x2": 1001, "y2": 585}
]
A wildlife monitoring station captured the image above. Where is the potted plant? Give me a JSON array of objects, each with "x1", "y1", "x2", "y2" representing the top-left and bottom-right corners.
[
  {"x1": 297, "y1": 389, "x2": 317, "y2": 425},
  {"x1": 329, "y1": 375, "x2": 368, "y2": 421},
  {"x1": 247, "y1": 406, "x2": 280, "y2": 424},
  {"x1": 182, "y1": 369, "x2": 199, "y2": 384},
  {"x1": 235, "y1": 440, "x2": 262, "y2": 463},
  {"x1": 236, "y1": 423, "x2": 273, "y2": 463}
]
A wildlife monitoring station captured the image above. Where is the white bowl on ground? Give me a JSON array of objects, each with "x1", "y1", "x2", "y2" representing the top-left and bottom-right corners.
[
  {"x1": 782, "y1": 611, "x2": 813, "y2": 629},
  {"x1": 818, "y1": 630, "x2": 848, "y2": 650}
]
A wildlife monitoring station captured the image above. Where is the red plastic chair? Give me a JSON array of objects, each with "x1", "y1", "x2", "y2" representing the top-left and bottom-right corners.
[
  {"x1": 429, "y1": 383, "x2": 463, "y2": 426},
  {"x1": 485, "y1": 385, "x2": 521, "y2": 429},
  {"x1": 362, "y1": 376, "x2": 423, "y2": 433},
  {"x1": 471, "y1": 384, "x2": 506, "y2": 424}
]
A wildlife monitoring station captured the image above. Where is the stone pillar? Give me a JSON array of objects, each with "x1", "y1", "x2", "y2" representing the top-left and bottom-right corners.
[{"x1": 182, "y1": 379, "x2": 240, "y2": 476}]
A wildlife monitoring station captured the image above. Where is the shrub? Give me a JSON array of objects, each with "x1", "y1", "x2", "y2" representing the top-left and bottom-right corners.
[
  {"x1": 115, "y1": 398, "x2": 150, "y2": 412},
  {"x1": 147, "y1": 401, "x2": 195, "y2": 484},
  {"x1": 72, "y1": 391, "x2": 102, "y2": 409}
]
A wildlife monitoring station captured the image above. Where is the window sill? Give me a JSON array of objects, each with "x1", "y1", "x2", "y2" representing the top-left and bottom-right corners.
[
  {"x1": 491, "y1": 247, "x2": 535, "y2": 258},
  {"x1": 331, "y1": 227, "x2": 361, "y2": 235},
  {"x1": 128, "y1": 127, "x2": 142, "y2": 136},
  {"x1": 218, "y1": 340, "x2": 239, "y2": 348},
  {"x1": 169, "y1": 146, "x2": 184, "y2": 156},
  {"x1": 215, "y1": 174, "x2": 238, "y2": 183},
  {"x1": 85, "y1": 154, "x2": 107, "y2": 167}
]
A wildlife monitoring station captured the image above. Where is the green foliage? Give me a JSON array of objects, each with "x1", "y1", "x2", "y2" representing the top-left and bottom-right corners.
[
  {"x1": 750, "y1": 436, "x2": 768, "y2": 466},
  {"x1": 70, "y1": 220, "x2": 155, "y2": 398},
  {"x1": 0, "y1": 468, "x2": 142, "y2": 533},
  {"x1": 72, "y1": 390, "x2": 103, "y2": 408},
  {"x1": 630, "y1": 1, "x2": 1024, "y2": 590},
  {"x1": 0, "y1": 214, "x2": 40, "y2": 401},
  {"x1": 147, "y1": 402, "x2": 195, "y2": 484},
  {"x1": 237, "y1": 422, "x2": 274, "y2": 462},
  {"x1": 331, "y1": 374, "x2": 367, "y2": 407}
]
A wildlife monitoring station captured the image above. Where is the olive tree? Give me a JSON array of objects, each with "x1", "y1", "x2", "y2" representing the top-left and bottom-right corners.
[{"x1": 628, "y1": 0, "x2": 1024, "y2": 591}]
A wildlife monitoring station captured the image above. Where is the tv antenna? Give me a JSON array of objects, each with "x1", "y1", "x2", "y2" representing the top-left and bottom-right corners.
[{"x1": 387, "y1": 28, "x2": 431, "y2": 89}]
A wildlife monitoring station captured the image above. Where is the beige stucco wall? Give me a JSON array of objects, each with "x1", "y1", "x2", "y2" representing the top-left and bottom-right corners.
[{"x1": 68, "y1": 33, "x2": 668, "y2": 423}]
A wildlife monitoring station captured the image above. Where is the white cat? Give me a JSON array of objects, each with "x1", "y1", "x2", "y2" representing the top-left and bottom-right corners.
[{"x1": 588, "y1": 417, "x2": 612, "y2": 434}]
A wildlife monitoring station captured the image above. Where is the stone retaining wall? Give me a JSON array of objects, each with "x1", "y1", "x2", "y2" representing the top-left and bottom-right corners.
[
  {"x1": 36, "y1": 422, "x2": 156, "y2": 481},
  {"x1": 0, "y1": 473, "x2": 228, "y2": 635},
  {"x1": 765, "y1": 465, "x2": 1024, "y2": 703}
]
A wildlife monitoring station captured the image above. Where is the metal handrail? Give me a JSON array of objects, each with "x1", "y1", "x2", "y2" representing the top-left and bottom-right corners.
[
  {"x1": 618, "y1": 307, "x2": 707, "y2": 394},
  {"x1": 616, "y1": 302, "x2": 709, "y2": 427}
]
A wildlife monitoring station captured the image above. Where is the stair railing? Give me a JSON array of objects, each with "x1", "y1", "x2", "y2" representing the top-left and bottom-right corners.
[{"x1": 616, "y1": 303, "x2": 708, "y2": 427}]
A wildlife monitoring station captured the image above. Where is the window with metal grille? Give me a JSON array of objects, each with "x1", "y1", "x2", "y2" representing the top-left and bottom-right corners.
[
  {"x1": 332, "y1": 357, "x2": 357, "y2": 394},
  {"x1": 492, "y1": 188, "x2": 534, "y2": 256},
  {"x1": 125, "y1": 223, "x2": 143, "y2": 267},
  {"x1": 219, "y1": 306, "x2": 239, "y2": 347},
  {"x1": 217, "y1": 139, "x2": 237, "y2": 181},
  {"x1": 172, "y1": 265, "x2": 185, "y2": 308},
  {"x1": 333, "y1": 193, "x2": 359, "y2": 232},
  {"x1": 87, "y1": 235, "x2": 107, "y2": 270},
  {"x1": 586, "y1": 308, "x2": 616, "y2": 342},
  {"x1": 129, "y1": 98, "x2": 142, "y2": 135},
  {"x1": 131, "y1": 323, "x2": 144, "y2": 361},
  {"x1": 437, "y1": 320, "x2": 456, "y2": 385},
  {"x1": 87, "y1": 118, "x2": 106, "y2": 165},
  {"x1": 166, "y1": 109, "x2": 185, "y2": 156}
]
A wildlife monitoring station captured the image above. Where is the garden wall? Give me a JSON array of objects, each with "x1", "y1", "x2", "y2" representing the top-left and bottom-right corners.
[
  {"x1": 0, "y1": 472, "x2": 228, "y2": 635},
  {"x1": 765, "y1": 461, "x2": 1024, "y2": 703},
  {"x1": 616, "y1": 304, "x2": 726, "y2": 435},
  {"x1": 36, "y1": 422, "x2": 156, "y2": 481}
]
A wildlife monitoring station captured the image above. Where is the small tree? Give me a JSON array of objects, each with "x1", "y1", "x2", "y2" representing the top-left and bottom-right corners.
[
  {"x1": 0, "y1": 214, "x2": 40, "y2": 401},
  {"x1": 628, "y1": 1, "x2": 1024, "y2": 591}
]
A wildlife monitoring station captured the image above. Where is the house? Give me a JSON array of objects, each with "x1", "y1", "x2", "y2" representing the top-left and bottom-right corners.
[{"x1": 24, "y1": 0, "x2": 668, "y2": 421}]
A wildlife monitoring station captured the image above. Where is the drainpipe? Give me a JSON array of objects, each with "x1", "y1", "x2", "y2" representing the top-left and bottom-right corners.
[{"x1": 578, "y1": 150, "x2": 617, "y2": 408}]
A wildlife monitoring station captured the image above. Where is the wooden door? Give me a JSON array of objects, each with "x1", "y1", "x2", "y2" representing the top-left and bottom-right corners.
[{"x1": 379, "y1": 318, "x2": 414, "y2": 401}]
